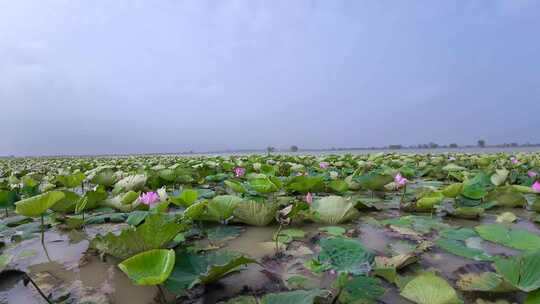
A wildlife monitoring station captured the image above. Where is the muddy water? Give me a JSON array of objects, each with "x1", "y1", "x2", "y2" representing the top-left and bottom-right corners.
[
  {"x1": 0, "y1": 227, "x2": 158, "y2": 304},
  {"x1": 1, "y1": 209, "x2": 538, "y2": 304}
]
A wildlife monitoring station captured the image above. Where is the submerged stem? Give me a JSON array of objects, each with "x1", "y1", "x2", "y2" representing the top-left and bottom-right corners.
[{"x1": 24, "y1": 273, "x2": 53, "y2": 304}]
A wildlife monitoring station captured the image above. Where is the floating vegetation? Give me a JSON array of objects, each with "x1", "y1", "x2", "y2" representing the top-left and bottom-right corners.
[{"x1": 0, "y1": 152, "x2": 540, "y2": 303}]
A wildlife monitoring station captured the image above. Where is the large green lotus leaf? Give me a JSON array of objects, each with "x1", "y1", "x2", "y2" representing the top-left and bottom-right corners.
[
  {"x1": 120, "y1": 190, "x2": 140, "y2": 205},
  {"x1": 286, "y1": 175, "x2": 324, "y2": 194},
  {"x1": 490, "y1": 169, "x2": 509, "y2": 186},
  {"x1": 249, "y1": 177, "x2": 279, "y2": 194},
  {"x1": 310, "y1": 196, "x2": 360, "y2": 225},
  {"x1": 224, "y1": 180, "x2": 247, "y2": 193},
  {"x1": 475, "y1": 224, "x2": 540, "y2": 252},
  {"x1": 512, "y1": 185, "x2": 536, "y2": 194},
  {"x1": 461, "y1": 182, "x2": 487, "y2": 200},
  {"x1": 260, "y1": 289, "x2": 326, "y2": 304},
  {"x1": 327, "y1": 180, "x2": 348, "y2": 193},
  {"x1": 373, "y1": 253, "x2": 419, "y2": 283},
  {"x1": 15, "y1": 191, "x2": 65, "y2": 217},
  {"x1": 118, "y1": 249, "x2": 175, "y2": 285},
  {"x1": 494, "y1": 251, "x2": 540, "y2": 292},
  {"x1": 442, "y1": 183, "x2": 463, "y2": 198},
  {"x1": 84, "y1": 186, "x2": 109, "y2": 209},
  {"x1": 199, "y1": 195, "x2": 242, "y2": 222},
  {"x1": 439, "y1": 228, "x2": 478, "y2": 241},
  {"x1": 0, "y1": 190, "x2": 18, "y2": 209},
  {"x1": 455, "y1": 264, "x2": 515, "y2": 292},
  {"x1": 315, "y1": 237, "x2": 374, "y2": 274},
  {"x1": 50, "y1": 190, "x2": 80, "y2": 212},
  {"x1": 56, "y1": 172, "x2": 85, "y2": 188},
  {"x1": 158, "y1": 169, "x2": 176, "y2": 182},
  {"x1": 165, "y1": 250, "x2": 255, "y2": 295},
  {"x1": 102, "y1": 195, "x2": 137, "y2": 212},
  {"x1": 113, "y1": 174, "x2": 147, "y2": 194},
  {"x1": 90, "y1": 168, "x2": 117, "y2": 187},
  {"x1": 345, "y1": 175, "x2": 362, "y2": 190},
  {"x1": 338, "y1": 275, "x2": 385, "y2": 303},
  {"x1": 182, "y1": 200, "x2": 207, "y2": 220},
  {"x1": 400, "y1": 272, "x2": 461, "y2": 304},
  {"x1": 416, "y1": 191, "x2": 444, "y2": 210},
  {"x1": 90, "y1": 213, "x2": 187, "y2": 259},
  {"x1": 450, "y1": 207, "x2": 484, "y2": 219},
  {"x1": 233, "y1": 199, "x2": 277, "y2": 226},
  {"x1": 169, "y1": 189, "x2": 198, "y2": 207},
  {"x1": 382, "y1": 215, "x2": 449, "y2": 234},
  {"x1": 355, "y1": 172, "x2": 394, "y2": 191},
  {"x1": 436, "y1": 238, "x2": 493, "y2": 261},
  {"x1": 206, "y1": 225, "x2": 243, "y2": 243},
  {"x1": 489, "y1": 190, "x2": 526, "y2": 208},
  {"x1": 442, "y1": 164, "x2": 467, "y2": 172}
]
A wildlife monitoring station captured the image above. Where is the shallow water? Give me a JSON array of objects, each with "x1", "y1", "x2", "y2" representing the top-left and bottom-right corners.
[
  {"x1": 1, "y1": 206, "x2": 538, "y2": 303},
  {"x1": 0, "y1": 227, "x2": 159, "y2": 304}
]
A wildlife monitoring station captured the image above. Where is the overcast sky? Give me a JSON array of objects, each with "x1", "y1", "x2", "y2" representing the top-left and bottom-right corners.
[{"x1": 1, "y1": 1, "x2": 539, "y2": 156}]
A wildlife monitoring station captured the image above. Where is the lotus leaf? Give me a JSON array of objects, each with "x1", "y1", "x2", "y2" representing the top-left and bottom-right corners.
[
  {"x1": 165, "y1": 250, "x2": 255, "y2": 295},
  {"x1": 310, "y1": 196, "x2": 360, "y2": 224},
  {"x1": 15, "y1": 191, "x2": 65, "y2": 217},
  {"x1": 475, "y1": 224, "x2": 540, "y2": 252},
  {"x1": 118, "y1": 249, "x2": 175, "y2": 285},
  {"x1": 233, "y1": 198, "x2": 277, "y2": 226},
  {"x1": 400, "y1": 272, "x2": 461, "y2": 304},
  {"x1": 91, "y1": 213, "x2": 187, "y2": 259}
]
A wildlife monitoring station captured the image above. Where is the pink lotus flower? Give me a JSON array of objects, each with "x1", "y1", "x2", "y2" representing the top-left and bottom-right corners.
[
  {"x1": 234, "y1": 167, "x2": 245, "y2": 178},
  {"x1": 139, "y1": 191, "x2": 160, "y2": 205},
  {"x1": 532, "y1": 181, "x2": 540, "y2": 193},
  {"x1": 510, "y1": 157, "x2": 519, "y2": 164},
  {"x1": 305, "y1": 192, "x2": 313, "y2": 204},
  {"x1": 319, "y1": 162, "x2": 329, "y2": 169},
  {"x1": 528, "y1": 171, "x2": 538, "y2": 178},
  {"x1": 394, "y1": 173, "x2": 408, "y2": 187}
]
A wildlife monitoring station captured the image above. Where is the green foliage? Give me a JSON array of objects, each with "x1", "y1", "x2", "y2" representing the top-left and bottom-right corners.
[{"x1": 118, "y1": 249, "x2": 175, "y2": 285}]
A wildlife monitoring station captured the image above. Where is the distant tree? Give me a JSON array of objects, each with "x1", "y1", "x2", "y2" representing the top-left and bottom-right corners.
[
  {"x1": 478, "y1": 140, "x2": 486, "y2": 148},
  {"x1": 290, "y1": 145, "x2": 299, "y2": 152},
  {"x1": 388, "y1": 144, "x2": 403, "y2": 150},
  {"x1": 266, "y1": 146, "x2": 275, "y2": 155},
  {"x1": 428, "y1": 142, "x2": 439, "y2": 149},
  {"x1": 449, "y1": 143, "x2": 458, "y2": 148}
]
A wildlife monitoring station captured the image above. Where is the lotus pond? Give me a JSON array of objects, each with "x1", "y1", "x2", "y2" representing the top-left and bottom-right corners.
[{"x1": 1, "y1": 153, "x2": 540, "y2": 304}]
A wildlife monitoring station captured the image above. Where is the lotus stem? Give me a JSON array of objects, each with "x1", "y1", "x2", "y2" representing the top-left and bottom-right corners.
[
  {"x1": 40, "y1": 214, "x2": 45, "y2": 245},
  {"x1": 156, "y1": 284, "x2": 166, "y2": 304},
  {"x1": 4, "y1": 208, "x2": 8, "y2": 217},
  {"x1": 24, "y1": 273, "x2": 53, "y2": 304},
  {"x1": 274, "y1": 224, "x2": 283, "y2": 255},
  {"x1": 400, "y1": 185, "x2": 406, "y2": 203}
]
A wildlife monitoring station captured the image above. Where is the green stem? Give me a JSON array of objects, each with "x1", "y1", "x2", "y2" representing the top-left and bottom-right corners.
[
  {"x1": 40, "y1": 214, "x2": 45, "y2": 245},
  {"x1": 274, "y1": 224, "x2": 283, "y2": 255},
  {"x1": 4, "y1": 208, "x2": 8, "y2": 217}
]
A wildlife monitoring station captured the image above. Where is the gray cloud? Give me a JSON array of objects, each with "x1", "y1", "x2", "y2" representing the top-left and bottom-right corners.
[{"x1": 1, "y1": 0, "x2": 539, "y2": 155}]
